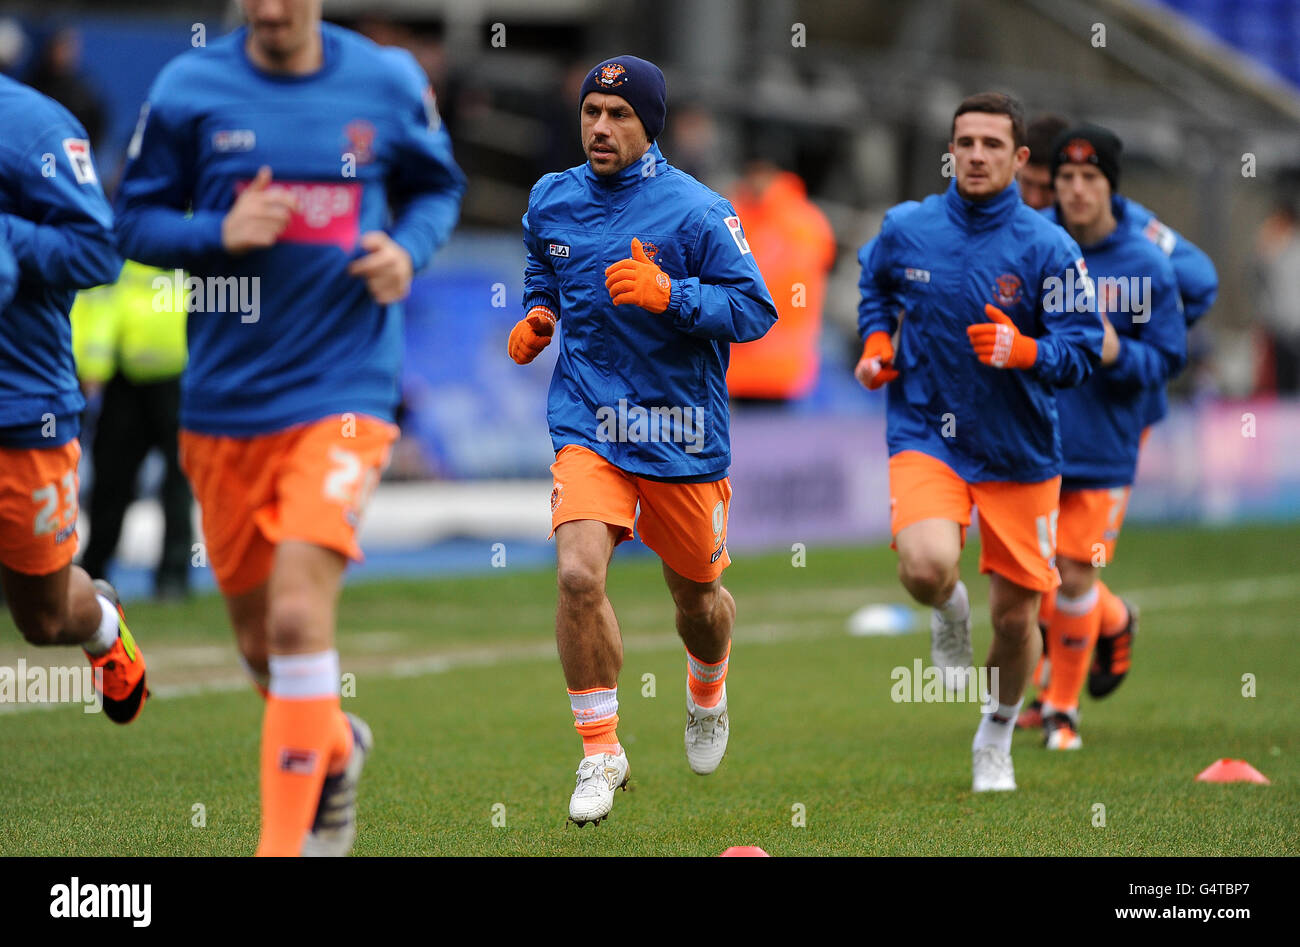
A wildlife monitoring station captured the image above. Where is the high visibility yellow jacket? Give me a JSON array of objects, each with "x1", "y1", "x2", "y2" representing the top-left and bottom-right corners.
[{"x1": 71, "y1": 260, "x2": 187, "y2": 384}]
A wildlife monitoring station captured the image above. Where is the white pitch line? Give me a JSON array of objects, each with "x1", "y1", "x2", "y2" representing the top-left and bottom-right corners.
[{"x1": 1, "y1": 572, "x2": 1296, "y2": 716}]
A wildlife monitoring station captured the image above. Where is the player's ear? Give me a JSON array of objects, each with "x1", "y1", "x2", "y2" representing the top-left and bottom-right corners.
[{"x1": 1013, "y1": 145, "x2": 1030, "y2": 170}]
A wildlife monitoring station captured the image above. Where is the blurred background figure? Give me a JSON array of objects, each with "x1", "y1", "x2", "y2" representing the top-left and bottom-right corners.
[
  {"x1": 1017, "y1": 113, "x2": 1069, "y2": 210},
  {"x1": 72, "y1": 261, "x2": 191, "y2": 600},
  {"x1": 29, "y1": 26, "x2": 104, "y2": 150},
  {"x1": 726, "y1": 158, "x2": 836, "y2": 404},
  {"x1": 1253, "y1": 197, "x2": 1300, "y2": 395}
]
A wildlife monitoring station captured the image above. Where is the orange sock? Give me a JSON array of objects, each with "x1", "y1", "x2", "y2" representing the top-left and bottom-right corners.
[
  {"x1": 256, "y1": 695, "x2": 353, "y2": 856},
  {"x1": 1097, "y1": 581, "x2": 1129, "y2": 637},
  {"x1": 255, "y1": 650, "x2": 353, "y2": 858},
  {"x1": 1042, "y1": 585, "x2": 1102, "y2": 714},
  {"x1": 1029, "y1": 590, "x2": 1056, "y2": 693},
  {"x1": 686, "y1": 641, "x2": 730, "y2": 709},
  {"x1": 569, "y1": 686, "x2": 620, "y2": 756}
]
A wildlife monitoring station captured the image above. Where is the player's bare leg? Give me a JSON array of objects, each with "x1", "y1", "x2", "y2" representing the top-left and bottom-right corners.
[
  {"x1": 972, "y1": 573, "x2": 1042, "y2": 791},
  {"x1": 896, "y1": 518, "x2": 973, "y2": 691},
  {"x1": 3, "y1": 563, "x2": 147, "y2": 723},
  {"x1": 225, "y1": 583, "x2": 270, "y2": 694},
  {"x1": 255, "y1": 540, "x2": 366, "y2": 856},
  {"x1": 664, "y1": 564, "x2": 734, "y2": 774},
  {"x1": 3, "y1": 563, "x2": 102, "y2": 646},
  {"x1": 554, "y1": 520, "x2": 629, "y2": 824},
  {"x1": 554, "y1": 520, "x2": 624, "y2": 690}
]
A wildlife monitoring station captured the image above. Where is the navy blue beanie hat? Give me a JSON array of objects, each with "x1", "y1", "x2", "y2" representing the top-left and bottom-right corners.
[
  {"x1": 1050, "y1": 124, "x2": 1123, "y2": 193},
  {"x1": 579, "y1": 55, "x2": 667, "y2": 141}
]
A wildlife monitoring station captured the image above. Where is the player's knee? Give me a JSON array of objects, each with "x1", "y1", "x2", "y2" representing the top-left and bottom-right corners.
[
  {"x1": 556, "y1": 558, "x2": 606, "y2": 603},
  {"x1": 265, "y1": 594, "x2": 326, "y2": 652},
  {"x1": 673, "y1": 583, "x2": 721, "y2": 623},
  {"x1": 897, "y1": 552, "x2": 954, "y2": 600},
  {"x1": 14, "y1": 606, "x2": 66, "y2": 646},
  {"x1": 990, "y1": 600, "x2": 1038, "y2": 641}
]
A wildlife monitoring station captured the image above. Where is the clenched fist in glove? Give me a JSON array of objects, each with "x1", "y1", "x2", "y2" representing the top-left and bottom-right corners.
[
  {"x1": 508, "y1": 305, "x2": 557, "y2": 364},
  {"x1": 604, "y1": 238, "x2": 672, "y2": 313},
  {"x1": 967, "y1": 304, "x2": 1038, "y2": 369},
  {"x1": 854, "y1": 331, "x2": 900, "y2": 390}
]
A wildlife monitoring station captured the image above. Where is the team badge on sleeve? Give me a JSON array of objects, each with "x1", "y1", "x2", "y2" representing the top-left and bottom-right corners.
[
  {"x1": 62, "y1": 139, "x2": 97, "y2": 185},
  {"x1": 723, "y1": 215, "x2": 751, "y2": 255},
  {"x1": 1142, "y1": 219, "x2": 1177, "y2": 256}
]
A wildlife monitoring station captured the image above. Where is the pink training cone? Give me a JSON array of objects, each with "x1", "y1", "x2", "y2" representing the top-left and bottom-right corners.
[
  {"x1": 1195, "y1": 759, "x2": 1270, "y2": 784},
  {"x1": 719, "y1": 846, "x2": 771, "y2": 857}
]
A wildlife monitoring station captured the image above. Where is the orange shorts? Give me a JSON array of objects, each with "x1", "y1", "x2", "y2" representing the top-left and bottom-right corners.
[
  {"x1": 550, "y1": 445, "x2": 732, "y2": 583},
  {"x1": 0, "y1": 440, "x2": 81, "y2": 576},
  {"x1": 889, "y1": 450, "x2": 1061, "y2": 592},
  {"x1": 179, "y1": 414, "x2": 398, "y2": 596},
  {"x1": 1056, "y1": 486, "x2": 1130, "y2": 567}
]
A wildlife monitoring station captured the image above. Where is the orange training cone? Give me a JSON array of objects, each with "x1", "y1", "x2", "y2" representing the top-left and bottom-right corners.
[
  {"x1": 1195, "y1": 759, "x2": 1270, "y2": 784},
  {"x1": 719, "y1": 846, "x2": 771, "y2": 857}
]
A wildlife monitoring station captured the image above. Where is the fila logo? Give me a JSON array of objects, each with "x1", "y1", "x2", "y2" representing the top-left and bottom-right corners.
[
  {"x1": 549, "y1": 243, "x2": 570, "y2": 258},
  {"x1": 212, "y1": 129, "x2": 256, "y2": 153},
  {"x1": 278, "y1": 748, "x2": 318, "y2": 774},
  {"x1": 62, "y1": 139, "x2": 96, "y2": 185},
  {"x1": 904, "y1": 267, "x2": 931, "y2": 283}
]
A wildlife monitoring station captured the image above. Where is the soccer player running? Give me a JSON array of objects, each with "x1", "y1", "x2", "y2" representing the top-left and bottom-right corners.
[
  {"x1": 856, "y1": 93, "x2": 1102, "y2": 791},
  {"x1": 0, "y1": 74, "x2": 145, "y2": 723},
  {"x1": 115, "y1": 0, "x2": 465, "y2": 855},
  {"x1": 509, "y1": 55, "x2": 777, "y2": 825},
  {"x1": 1019, "y1": 126, "x2": 1185, "y2": 748},
  {"x1": 1016, "y1": 115, "x2": 1217, "y2": 724}
]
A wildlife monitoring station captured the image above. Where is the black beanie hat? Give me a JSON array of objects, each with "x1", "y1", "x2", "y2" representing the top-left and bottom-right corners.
[
  {"x1": 579, "y1": 55, "x2": 667, "y2": 142},
  {"x1": 1050, "y1": 124, "x2": 1122, "y2": 193}
]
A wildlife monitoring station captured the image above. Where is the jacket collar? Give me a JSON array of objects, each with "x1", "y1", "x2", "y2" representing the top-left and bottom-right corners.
[
  {"x1": 944, "y1": 177, "x2": 1022, "y2": 231},
  {"x1": 584, "y1": 142, "x2": 666, "y2": 193},
  {"x1": 1059, "y1": 195, "x2": 1128, "y2": 252}
]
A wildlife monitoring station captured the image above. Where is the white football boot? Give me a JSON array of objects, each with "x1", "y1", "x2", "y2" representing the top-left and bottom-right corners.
[
  {"x1": 568, "y1": 751, "x2": 630, "y2": 826},
  {"x1": 301, "y1": 713, "x2": 372, "y2": 856},
  {"x1": 685, "y1": 687, "x2": 729, "y2": 775},
  {"x1": 972, "y1": 745, "x2": 1017, "y2": 792},
  {"x1": 931, "y1": 607, "x2": 974, "y2": 694}
]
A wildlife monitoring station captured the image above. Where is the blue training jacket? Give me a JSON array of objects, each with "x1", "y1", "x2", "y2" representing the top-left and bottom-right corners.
[
  {"x1": 1119, "y1": 196, "x2": 1218, "y2": 324},
  {"x1": 0, "y1": 74, "x2": 122, "y2": 448},
  {"x1": 523, "y1": 142, "x2": 777, "y2": 480},
  {"x1": 1043, "y1": 198, "x2": 1186, "y2": 489},
  {"x1": 115, "y1": 23, "x2": 465, "y2": 437},
  {"x1": 858, "y1": 179, "x2": 1103, "y2": 484}
]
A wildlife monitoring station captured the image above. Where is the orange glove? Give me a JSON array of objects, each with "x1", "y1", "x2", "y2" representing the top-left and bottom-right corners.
[
  {"x1": 967, "y1": 304, "x2": 1038, "y2": 369},
  {"x1": 603, "y1": 238, "x2": 672, "y2": 313},
  {"x1": 508, "y1": 305, "x2": 556, "y2": 364},
  {"x1": 854, "y1": 331, "x2": 899, "y2": 390}
]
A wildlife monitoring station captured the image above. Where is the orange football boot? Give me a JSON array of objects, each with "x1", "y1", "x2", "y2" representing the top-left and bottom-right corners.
[{"x1": 86, "y1": 579, "x2": 149, "y2": 724}]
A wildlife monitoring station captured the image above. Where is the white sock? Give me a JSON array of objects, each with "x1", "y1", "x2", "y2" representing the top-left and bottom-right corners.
[
  {"x1": 82, "y1": 594, "x2": 121, "y2": 656},
  {"x1": 938, "y1": 580, "x2": 969, "y2": 622},
  {"x1": 268, "y1": 651, "x2": 340, "y2": 699},
  {"x1": 972, "y1": 699, "x2": 1023, "y2": 753}
]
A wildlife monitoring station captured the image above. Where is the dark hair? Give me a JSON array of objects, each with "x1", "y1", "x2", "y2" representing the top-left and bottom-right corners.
[
  {"x1": 1026, "y1": 113, "x2": 1069, "y2": 166},
  {"x1": 951, "y1": 92, "x2": 1026, "y2": 149}
]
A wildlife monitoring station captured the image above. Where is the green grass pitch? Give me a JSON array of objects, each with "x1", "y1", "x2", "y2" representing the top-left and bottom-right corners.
[{"x1": 0, "y1": 522, "x2": 1296, "y2": 856}]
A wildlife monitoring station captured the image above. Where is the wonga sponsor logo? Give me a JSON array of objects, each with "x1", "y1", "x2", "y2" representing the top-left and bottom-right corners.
[{"x1": 233, "y1": 178, "x2": 361, "y2": 250}]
